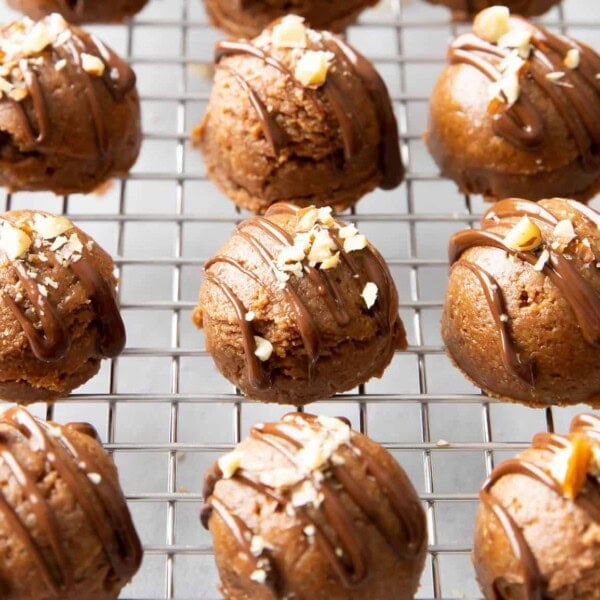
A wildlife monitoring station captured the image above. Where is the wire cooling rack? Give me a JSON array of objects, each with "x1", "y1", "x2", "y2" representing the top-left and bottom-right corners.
[{"x1": 0, "y1": 0, "x2": 598, "y2": 598}]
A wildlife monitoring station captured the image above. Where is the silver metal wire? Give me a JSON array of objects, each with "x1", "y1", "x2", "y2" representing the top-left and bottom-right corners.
[{"x1": 0, "y1": 0, "x2": 597, "y2": 597}]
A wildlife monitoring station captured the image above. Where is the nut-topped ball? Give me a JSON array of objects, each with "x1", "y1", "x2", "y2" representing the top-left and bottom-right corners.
[
  {"x1": 0, "y1": 406, "x2": 142, "y2": 599},
  {"x1": 193, "y1": 202, "x2": 407, "y2": 405},
  {"x1": 7, "y1": 0, "x2": 149, "y2": 23},
  {"x1": 442, "y1": 197, "x2": 600, "y2": 407},
  {"x1": 474, "y1": 413, "x2": 600, "y2": 598},
  {"x1": 0, "y1": 13, "x2": 140, "y2": 195},
  {"x1": 202, "y1": 413, "x2": 427, "y2": 599},
  {"x1": 423, "y1": 0, "x2": 560, "y2": 20},
  {"x1": 0, "y1": 209, "x2": 126, "y2": 402},
  {"x1": 193, "y1": 16, "x2": 403, "y2": 214},
  {"x1": 203, "y1": 0, "x2": 378, "y2": 38},
  {"x1": 426, "y1": 7, "x2": 600, "y2": 202}
]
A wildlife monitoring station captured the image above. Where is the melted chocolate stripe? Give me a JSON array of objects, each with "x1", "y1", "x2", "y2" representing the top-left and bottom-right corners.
[{"x1": 452, "y1": 260, "x2": 532, "y2": 384}]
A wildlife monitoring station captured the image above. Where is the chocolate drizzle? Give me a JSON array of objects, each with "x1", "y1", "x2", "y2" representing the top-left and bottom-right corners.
[
  {"x1": 448, "y1": 17, "x2": 600, "y2": 165},
  {"x1": 479, "y1": 415, "x2": 600, "y2": 599},
  {"x1": 203, "y1": 202, "x2": 400, "y2": 392},
  {"x1": 201, "y1": 413, "x2": 425, "y2": 592},
  {"x1": 0, "y1": 407, "x2": 141, "y2": 596},
  {"x1": 0, "y1": 217, "x2": 125, "y2": 363},
  {"x1": 214, "y1": 24, "x2": 404, "y2": 189},
  {"x1": 2, "y1": 20, "x2": 136, "y2": 158},
  {"x1": 448, "y1": 198, "x2": 600, "y2": 386}
]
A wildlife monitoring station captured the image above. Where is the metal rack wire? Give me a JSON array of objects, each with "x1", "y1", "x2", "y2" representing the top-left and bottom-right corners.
[{"x1": 0, "y1": 0, "x2": 598, "y2": 598}]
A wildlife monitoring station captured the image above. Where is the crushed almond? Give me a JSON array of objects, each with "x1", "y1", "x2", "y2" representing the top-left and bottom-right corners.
[
  {"x1": 0, "y1": 222, "x2": 31, "y2": 260},
  {"x1": 503, "y1": 216, "x2": 543, "y2": 252},
  {"x1": 361, "y1": 282, "x2": 378, "y2": 309},
  {"x1": 564, "y1": 48, "x2": 580, "y2": 69},
  {"x1": 473, "y1": 6, "x2": 511, "y2": 43},
  {"x1": 254, "y1": 336, "x2": 273, "y2": 361},
  {"x1": 553, "y1": 219, "x2": 577, "y2": 247},
  {"x1": 294, "y1": 50, "x2": 335, "y2": 88},
  {"x1": 533, "y1": 249, "x2": 550, "y2": 271},
  {"x1": 272, "y1": 15, "x2": 307, "y2": 49},
  {"x1": 217, "y1": 450, "x2": 243, "y2": 479},
  {"x1": 81, "y1": 52, "x2": 105, "y2": 76}
]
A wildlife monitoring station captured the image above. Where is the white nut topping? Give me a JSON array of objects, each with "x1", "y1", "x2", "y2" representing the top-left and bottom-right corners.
[
  {"x1": 473, "y1": 6, "x2": 511, "y2": 43},
  {"x1": 250, "y1": 569, "x2": 268, "y2": 584},
  {"x1": 32, "y1": 214, "x2": 72, "y2": 239},
  {"x1": 320, "y1": 251, "x2": 340, "y2": 270},
  {"x1": 361, "y1": 282, "x2": 378, "y2": 309},
  {"x1": 553, "y1": 219, "x2": 577, "y2": 246},
  {"x1": 0, "y1": 77, "x2": 13, "y2": 94},
  {"x1": 254, "y1": 336, "x2": 273, "y2": 361},
  {"x1": 564, "y1": 48, "x2": 580, "y2": 69},
  {"x1": 498, "y1": 28, "x2": 532, "y2": 58},
  {"x1": 295, "y1": 50, "x2": 335, "y2": 88},
  {"x1": 0, "y1": 222, "x2": 31, "y2": 260},
  {"x1": 546, "y1": 71, "x2": 566, "y2": 82},
  {"x1": 217, "y1": 449, "x2": 243, "y2": 479},
  {"x1": 338, "y1": 224, "x2": 358, "y2": 240},
  {"x1": 343, "y1": 234, "x2": 368, "y2": 253},
  {"x1": 21, "y1": 21, "x2": 53, "y2": 55},
  {"x1": 533, "y1": 248, "x2": 550, "y2": 271},
  {"x1": 489, "y1": 72, "x2": 520, "y2": 105},
  {"x1": 307, "y1": 229, "x2": 336, "y2": 264},
  {"x1": 317, "y1": 206, "x2": 334, "y2": 227},
  {"x1": 54, "y1": 58, "x2": 67, "y2": 71},
  {"x1": 250, "y1": 535, "x2": 266, "y2": 557},
  {"x1": 87, "y1": 472, "x2": 102, "y2": 485},
  {"x1": 291, "y1": 480, "x2": 319, "y2": 507},
  {"x1": 245, "y1": 311, "x2": 256, "y2": 322},
  {"x1": 503, "y1": 216, "x2": 543, "y2": 252},
  {"x1": 81, "y1": 53, "x2": 105, "y2": 76},
  {"x1": 295, "y1": 206, "x2": 318, "y2": 232},
  {"x1": 272, "y1": 15, "x2": 307, "y2": 49}
]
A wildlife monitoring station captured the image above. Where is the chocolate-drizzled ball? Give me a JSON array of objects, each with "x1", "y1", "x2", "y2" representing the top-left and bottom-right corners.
[
  {"x1": 442, "y1": 197, "x2": 600, "y2": 407},
  {"x1": 193, "y1": 202, "x2": 407, "y2": 405},
  {"x1": 193, "y1": 16, "x2": 403, "y2": 214},
  {"x1": 202, "y1": 413, "x2": 427, "y2": 599},
  {"x1": 426, "y1": 7, "x2": 600, "y2": 202},
  {"x1": 0, "y1": 14, "x2": 140, "y2": 195},
  {"x1": 0, "y1": 406, "x2": 142, "y2": 599},
  {"x1": 474, "y1": 414, "x2": 600, "y2": 598},
  {"x1": 7, "y1": 0, "x2": 149, "y2": 23},
  {"x1": 423, "y1": 0, "x2": 560, "y2": 20},
  {"x1": 0, "y1": 210, "x2": 126, "y2": 402},
  {"x1": 203, "y1": 0, "x2": 378, "y2": 38}
]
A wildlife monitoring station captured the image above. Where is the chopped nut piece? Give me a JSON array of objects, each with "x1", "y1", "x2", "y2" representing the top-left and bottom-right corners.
[
  {"x1": 317, "y1": 206, "x2": 334, "y2": 227},
  {"x1": 0, "y1": 77, "x2": 13, "y2": 94},
  {"x1": 22, "y1": 22, "x2": 53, "y2": 55},
  {"x1": 295, "y1": 50, "x2": 335, "y2": 88},
  {"x1": 250, "y1": 535, "x2": 266, "y2": 556},
  {"x1": 278, "y1": 245, "x2": 306, "y2": 267},
  {"x1": 0, "y1": 222, "x2": 31, "y2": 260},
  {"x1": 291, "y1": 480, "x2": 319, "y2": 507},
  {"x1": 436, "y1": 439, "x2": 450, "y2": 448},
  {"x1": 499, "y1": 313, "x2": 509, "y2": 322},
  {"x1": 473, "y1": 6, "x2": 511, "y2": 43},
  {"x1": 254, "y1": 336, "x2": 273, "y2": 361},
  {"x1": 272, "y1": 15, "x2": 307, "y2": 49},
  {"x1": 503, "y1": 216, "x2": 543, "y2": 252},
  {"x1": 303, "y1": 524, "x2": 316, "y2": 537},
  {"x1": 320, "y1": 251, "x2": 340, "y2": 270},
  {"x1": 549, "y1": 435, "x2": 593, "y2": 500},
  {"x1": 245, "y1": 311, "x2": 256, "y2": 322},
  {"x1": 553, "y1": 219, "x2": 577, "y2": 246},
  {"x1": 81, "y1": 53, "x2": 105, "y2": 76},
  {"x1": 564, "y1": 48, "x2": 580, "y2": 69},
  {"x1": 87, "y1": 472, "x2": 102, "y2": 485},
  {"x1": 338, "y1": 224, "x2": 358, "y2": 240},
  {"x1": 54, "y1": 58, "x2": 67, "y2": 71},
  {"x1": 533, "y1": 249, "x2": 550, "y2": 271},
  {"x1": 50, "y1": 235, "x2": 68, "y2": 251},
  {"x1": 32, "y1": 214, "x2": 72, "y2": 239},
  {"x1": 546, "y1": 71, "x2": 565, "y2": 81},
  {"x1": 489, "y1": 72, "x2": 520, "y2": 105},
  {"x1": 250, "y1": 569, "x2": 268, "y2": 584},
  {"x1": 295, "y1": 206, "x2": 318, "y2": 232},
  {"x1": 217, "y1": 450, "x2": 243, "y2": 479},
  {"x1": 8, "y1": 86, "x2": 28, "y2": 101},
  {"x1": 47, "y1": 425, "x2": 62, "y2": 438},
  {"x1": 343, "y1": 234, "x2": 368, "y2": 253},
  {"x1": 498, "y1": 28, "x2": 532, "y2": 58},
  {"x1": 307, "y1": 229, "x2": 336, "y2": 264},
  {"x1": 361, "y1": 282, "x2": 378, "y2": 309}
]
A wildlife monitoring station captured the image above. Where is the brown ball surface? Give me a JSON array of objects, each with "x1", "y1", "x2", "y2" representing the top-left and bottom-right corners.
[
  {"x1": 0, "y1": 14, "x2": 140, "y2": 195},
  {"x1": 193, "y1": 202, "x2": 407, "y2": 405},
  {"x1": 442, "y1": 197, "x2": 600, "y2": 407},
  {"x1": 203, "y1": 0, "x2": 378, "y2": 38},
  {"x1": 202, "y1": 412, "x2": 427, "y2": 600},
  {"x1": 423, "y1": 0, "x2": 560, "y2": 19},
  {"x1": 193, "y1": 16, "x2": 403, "y2": 214},
  {"x1": 426, "y1": 10, "x2": 600, "y2": 202},
  {"x1": 0, "y1": 209, "x2": 126, "y2": 402},
  {"x1": 7, "y1": 0, "x2": 149, "y2": 22},
  {"x1": 473, "y1": 413, "x2": 600, "y2": 599},
  {"x1": 0, "y1": 406, "x2": 142, "y2": 599}
]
